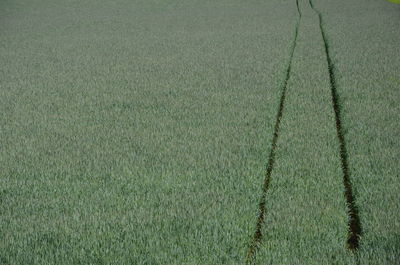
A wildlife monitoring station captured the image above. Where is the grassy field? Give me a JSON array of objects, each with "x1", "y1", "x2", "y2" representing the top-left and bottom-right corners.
[
  {"x1": 316, "y1": 0, "x2": 400, "y2": 264},
  {"x1": 0, "y1": 0, "x2": 399, "y2": 264},
  {"x1": 254, "y1": 0, "x2": 352, "y2": 263},
  {"x1": 0, "y1": 0, "x2": 298, "y2": 264}
]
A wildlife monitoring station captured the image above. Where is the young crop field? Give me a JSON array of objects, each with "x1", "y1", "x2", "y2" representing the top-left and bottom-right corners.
[{"x1": 0, "y1": 0, "x2": 399, "y2": 264}]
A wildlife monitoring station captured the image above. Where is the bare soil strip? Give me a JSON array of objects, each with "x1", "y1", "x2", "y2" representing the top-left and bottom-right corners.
[
  {"x1": 246, "y1": 1, "x2": 301, "y2": 263},
  {"x1": 309, "y1": 0, "x2": 361, "y2": 251}
]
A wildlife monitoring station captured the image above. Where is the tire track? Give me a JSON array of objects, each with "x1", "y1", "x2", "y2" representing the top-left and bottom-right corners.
[
  {"x1": 309, "y1": 0, "x2": 361, "y2": 251},
  {"x1": 245, "y1": 1, "x2": 301, "y2": 263}
]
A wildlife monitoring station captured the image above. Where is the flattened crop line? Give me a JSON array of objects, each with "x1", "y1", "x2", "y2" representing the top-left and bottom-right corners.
[
  {"x1": 246, "y1": 0, "x2": 301, "y2": 263},
  {"x1": 309, "y1": 0, "x2": 361, "y2": 251}
]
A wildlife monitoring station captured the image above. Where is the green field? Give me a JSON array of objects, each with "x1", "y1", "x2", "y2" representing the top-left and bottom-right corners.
[{"x1": 0, "y1": 0, "x2": 399, "y2": 264}]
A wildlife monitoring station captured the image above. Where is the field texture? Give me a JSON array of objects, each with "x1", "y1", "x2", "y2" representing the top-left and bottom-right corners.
[
  {"x1": 0, "y1": 0, "x2": 399, "y2": 264},
  {"x1": 253, "y1": 0, "x2": 352, "y2": 264},
  {"x1": 0, "y1": 0, "x2": 298, "y2": 264},
  {"x1": 315, "y1": 0, "x2": 400, "y2": 264}
]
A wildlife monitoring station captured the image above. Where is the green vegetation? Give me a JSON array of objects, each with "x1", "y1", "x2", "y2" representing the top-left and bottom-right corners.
[
  {"x1": 316, "y1": 0, "x2": 400, "y2": 263},
  {"x1": 253, "y1": 0, "x2": 352, "y2": 263},
  {"x1": 0, "y1": 0, "x2": 298, "y2": 264},
  {"x1": 0, "y1": 0, "x2": 399, "y2": 264}
]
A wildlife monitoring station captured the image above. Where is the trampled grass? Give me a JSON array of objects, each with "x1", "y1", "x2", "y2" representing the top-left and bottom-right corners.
[{"x1": 0, "y1": 0, "x2": 399, "y2": 264}]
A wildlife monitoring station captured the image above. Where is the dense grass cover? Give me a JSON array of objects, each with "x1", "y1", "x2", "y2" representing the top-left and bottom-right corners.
[
  {"x1": 0, "y1": 0, "x2": 298, "y2": 264},
  {"x1": 0, "y1": 0, "x2": 398, "y2": 264}
]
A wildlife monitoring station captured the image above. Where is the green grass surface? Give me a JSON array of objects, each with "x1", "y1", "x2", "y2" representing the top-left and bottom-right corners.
[
  {"x1": 0, "y1": 0, "x2": 399, "y2": 264},
  {"x1": 316, "y1": 0, "x2": 400, "y2": 263},
  {"x1": 254, "y1": 0, "x2": 352, "y2": 264},
  {"x1": 0, "y1": 0, "x2": 298, "y2": 264}
]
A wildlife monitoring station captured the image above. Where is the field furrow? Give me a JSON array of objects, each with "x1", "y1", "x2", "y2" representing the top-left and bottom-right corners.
[
  {"x1": 254, "y1": 0, "x2": 354, "y2": 264},
  {"x1": 309, "y1": 0, "x2": 361, "y2": 251},
  {"x1": 246, "y1": 0, "x2": 301, "y2": 262},
  {"x1": 314, "y1": 0, "x2": 400, "y2": 263}
]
